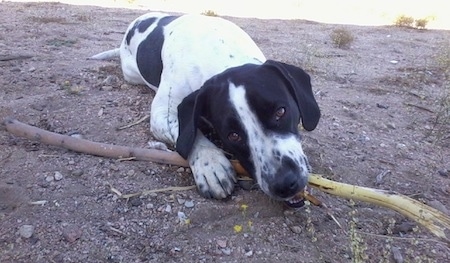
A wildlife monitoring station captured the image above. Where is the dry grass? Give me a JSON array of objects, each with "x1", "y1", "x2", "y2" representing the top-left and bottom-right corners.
[
  {"x1": 330, "y1": 28, "x2": 354, "y2": 49},
  {"x1": 201, "y1": 10, "x2": 219, "y2": 17}
]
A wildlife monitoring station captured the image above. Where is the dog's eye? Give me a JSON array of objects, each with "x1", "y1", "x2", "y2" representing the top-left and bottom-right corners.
[
  {"x1": 275, "y1": 107, "x2": 286, "y2": 121},
  {"x1": 228, "y1": 132, "x2": 241, "y2": 142}
]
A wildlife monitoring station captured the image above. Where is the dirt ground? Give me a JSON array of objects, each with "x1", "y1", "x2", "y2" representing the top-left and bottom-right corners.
[{"x1": 0, "y1": 2, "x2": 449, "y2": 262}]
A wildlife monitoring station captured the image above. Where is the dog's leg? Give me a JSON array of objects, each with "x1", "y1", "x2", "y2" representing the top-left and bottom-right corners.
[
  {"x1": 187, "y1": 133, "x2": 236, "y2": 199},
  {"x1": 150, "y1": 82, "x2": 236, "y2": 199},
  {"x1": 149, "y1": 84, "x2": 180, "y2": 144}
]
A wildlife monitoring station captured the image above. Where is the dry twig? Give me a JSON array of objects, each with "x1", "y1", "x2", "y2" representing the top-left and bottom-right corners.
[{"x1": 2, "y1": 117, "x2": 450, "y2": 243}]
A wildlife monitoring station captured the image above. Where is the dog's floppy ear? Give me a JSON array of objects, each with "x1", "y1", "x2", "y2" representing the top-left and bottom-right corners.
[
  {"x1": 264, "y1": 60, "x2": 320, "y2": 131},
  {"x1": 176, "y1": 89, "x2": 205, "y2": 159}
]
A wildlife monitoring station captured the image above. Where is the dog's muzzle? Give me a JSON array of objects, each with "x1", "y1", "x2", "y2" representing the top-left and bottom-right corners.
[{"x1": 266, "y1": 157, "x2": 309, "y2": 206}]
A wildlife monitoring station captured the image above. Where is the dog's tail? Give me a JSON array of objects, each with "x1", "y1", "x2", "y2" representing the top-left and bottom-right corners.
[{"x1": 89, "y1": 48, "x2": 120, "y2": 60}]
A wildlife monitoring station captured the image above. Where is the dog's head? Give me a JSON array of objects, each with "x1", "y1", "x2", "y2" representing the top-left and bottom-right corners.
[{"x1": 176, "y1": 60, "x2": 320, "y2": 203}]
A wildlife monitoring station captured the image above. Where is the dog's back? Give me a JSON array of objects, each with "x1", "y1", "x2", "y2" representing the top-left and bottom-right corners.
[{"x1": 92, "y1": 13, "x2": 266, "y2": 93}]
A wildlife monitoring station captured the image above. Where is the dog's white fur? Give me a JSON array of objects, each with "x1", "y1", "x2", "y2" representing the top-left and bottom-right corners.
[
  {"x1": 92, "y1": 13, "x2": 266, "y2": 199},
  {"x1": 91, "y1": 13, "x2": 316, "y2": 201}
]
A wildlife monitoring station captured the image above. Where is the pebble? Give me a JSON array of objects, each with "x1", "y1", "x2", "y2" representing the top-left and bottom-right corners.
[
  {"x1": 290, "y1": 225, "x2": 302, "y2": 234},
  {"x1": 177, "y1": 198, "x2": 186, "y2": 205},
  {"x1": 176, "y1": 167, "x2": 185, "y2": 173},
  {"x1": 71, "y1": 169, "x2": 84, "y2": 177},
  {"x1": 386, "y1": 123, "x2": 396, "y2": 129},
  {"x1": 164, "y1": 204, "x2": 172, "y2": 213},
  {"x1": 216, "y1": 239, "x2": 227, "y2": 248},
  {"x1": 178, "y1": 211, "x2": 187, "y2": 221},
  {"x1": 18, "y1": 224, "x2": 35, "y2": 238},
  {"x1": 221, "y1": 248, "x2": 232, "y2": 255},
  {"x1": 127, "y1": 170, "x2": 135, "y2": 176},
  {"x1": 120, "y1": 83, "x2": 130, "y2": 90},
  {"x1": 244, "y1": 250, "x2": 253, "y2": 257},
  {"x1": 146, "y1": 203, "x2": 154, "y2": 209},
  {"x1": 130, "y1": 198, "x2": 142, "y2": 207},
  {"x1": 184, "y1": 200, "x2": 195, "y2": 208},
  {"x1": 45, "y1": 175, "x2": 54, "y2": 182},
  {"x1": 101, "y1": 85, "x2": 113, "y2": 91},
  {"x1": 54, "y1": 171, "x2": 63, "y2": 181},
  {"x1": 391, "y1": 246, "x2": 404, "y2": 263},
  {"x1": 62, "y1": 224, "x2": 82, "y2": 243},
  {"x1": 438, "y1": 169, "x2": 449, "y2": 177}
]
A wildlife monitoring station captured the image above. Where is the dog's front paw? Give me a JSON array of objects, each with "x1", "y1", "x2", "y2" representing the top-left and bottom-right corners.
[{"x1": 188, "y1": 148, "x2": 236, "y2": 199}]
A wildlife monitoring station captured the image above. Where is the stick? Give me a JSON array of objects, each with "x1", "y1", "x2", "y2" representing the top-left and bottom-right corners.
[
  {"x1": 307, "y1": 174, "x2": 450, "y2": 243},
  {"x1": 2, "y1": 117, "x2": 188, "y2": 167},
  {"x1": 2, "y1": 117, "x2": 450, "y2": 243}
]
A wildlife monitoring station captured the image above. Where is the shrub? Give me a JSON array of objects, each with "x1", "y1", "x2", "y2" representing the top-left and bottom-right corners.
[
  {"x1": 201, "y1": 10, "x2": 218, "y2": 17},
  {"x1": 394, "y1": 15, "x2": 415, "y2": 27},
  {"x1": 330, "y1": 28, "x2": 354, "y2": 49}
]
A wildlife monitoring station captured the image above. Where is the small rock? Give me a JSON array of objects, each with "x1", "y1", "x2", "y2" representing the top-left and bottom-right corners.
[
  {"x1": 164, "y1": 204, "x2": 172, "y2": 213},
  {"x1": 45, "y1": 175, "x2": 54, "y2": 182},
  {"x1": 178, "y1": 211, "x2": 187, "y2": 221},
  {"x1": 54, "y1": 171, "x2": 63, "y2": 181},
  {"x1": 238, "y1": 179, "x2": 258, "y2": 190},
  {"x1": 120, "y1": 83, "x2": 130, "y2": 89},
  {"x1": 438, "y1": 169, "x2": 449, "y2": 177},
  {"x1": 176, "y1": 167, "x2": 185, "y2": 173},
  {"x1": 216, "y1": 239, "x2": 227, "y2": 248},
  {"x1": 97, "y1": 108, "x2": 104, "y2": 117},
  {"x1": 29, "y1": 67, "x2": 36, "y2": 72},
  {"x1": 392, "y1": 221, "x2": 415, "y2": 234},
  {"x1": 130, "y1": 198, "x2": 142, "y2": 207},
  {"x1": 244, "y1": 250, "x2": 253, "y2": 257},
  {"x1": 184, "y1": 200, "x2": 194, "y2": 208},
  {"x1": 396, "y1": 143, "x2": 407, "y2": 149},
  {"x1": 101, "y1": 85, "x2": 113, "y2": 91},
  {"x1": 62, "y1": 224, "x2": 82, "y2": 243},
  {"x1": 71, "y1": 169, "x2": 84, "y2": 177},
  {"x1": 391, "y1": 246, "x2": 404, "y2": 263},
  {"x1": 290, "y1": 225, "x2": 302, "y2": 234},
  {"x1": 127, "y1": 170, "x2": 135, "y2": 176},
  {"x1": 146, "y1": 203, "x2": 154, "y2": 209},
  {"x1": 390, "y1": 60, "x2": 399, "y2": 64},
  {"x1": 177, "y1": 198, "x2": 186, "y2": 205},
  {"x1": 386, "y1": 123, "x2": 396, "y2": 129},
  {"x1": 68, "y1": 160, "x2": 75, "y2": 165},
  {"x1": 428, "y1": 200, "x2": 449, "y2": 215},
  {"x1": 18, "y1": 225, "x2": 35, "y2": 238},
  {"x1": 221, "y1": 248, "x2": 232, "y2": 256}
]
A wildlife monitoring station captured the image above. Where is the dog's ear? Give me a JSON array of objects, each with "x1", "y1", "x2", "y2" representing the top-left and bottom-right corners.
[
  {"x1": 176, "y1": 89, "x2": 205, "y2": 159},
  {"x1": 264, "y1": 60, "x2": 320, "y2": 131}
]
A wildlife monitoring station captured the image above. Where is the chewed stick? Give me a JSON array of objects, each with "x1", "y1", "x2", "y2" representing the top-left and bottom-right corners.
[{"x1": 2, "y1": 117, "x2": 449, "y2": 243}]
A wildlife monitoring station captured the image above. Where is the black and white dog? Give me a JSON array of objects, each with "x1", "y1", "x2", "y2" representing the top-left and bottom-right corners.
[{"x1": 91, "y1": 12, "x2": 320, "y2": 205}]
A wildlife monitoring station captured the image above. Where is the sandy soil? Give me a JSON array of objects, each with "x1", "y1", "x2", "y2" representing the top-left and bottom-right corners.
[{"x1": 0, "y1": 2, "x2": 449, "y2": 262}]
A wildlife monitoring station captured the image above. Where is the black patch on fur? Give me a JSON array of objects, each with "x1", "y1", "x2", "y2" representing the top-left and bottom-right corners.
[
  {"x1": 125, "y1": 17, "x2": 157, "y2": 45},
  {"x1": 136, "y1": 15, "x2": 179, "y2": 87}
]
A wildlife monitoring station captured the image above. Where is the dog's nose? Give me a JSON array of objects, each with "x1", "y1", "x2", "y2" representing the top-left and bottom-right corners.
[
  {"x1": 269, "y1": 157, "x2": 306, "y2": 199},
  {"x1": 270, "y1": 172, "x2": 302, "y2": 199}
]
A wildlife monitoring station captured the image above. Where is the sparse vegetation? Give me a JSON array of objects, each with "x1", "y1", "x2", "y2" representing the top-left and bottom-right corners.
[
  {"x1": 201, "y1": 10, "x2": 219, "y2": 17},
  {"x1": 415, "y1": 18, "x2": 429, "y2": 29},
  {"x1": 394, "y1": 15, "x2": 430, "y2": 29},
  {"x1": 330, "y1": 28, "x2": 354, "y2": 49},
  {"x1": 394, "y1": 15, "x2": 415, "y2": 27}
]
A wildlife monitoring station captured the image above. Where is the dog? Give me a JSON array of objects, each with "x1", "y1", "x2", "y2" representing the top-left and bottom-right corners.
[{"x1": 91, "y1": 12, "x2": 321, "y2": 206}]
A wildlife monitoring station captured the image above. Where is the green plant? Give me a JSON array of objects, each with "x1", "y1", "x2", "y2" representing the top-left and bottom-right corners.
[{"x1": 330, "y1": 28, "x2": 354, "y2": 49}]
